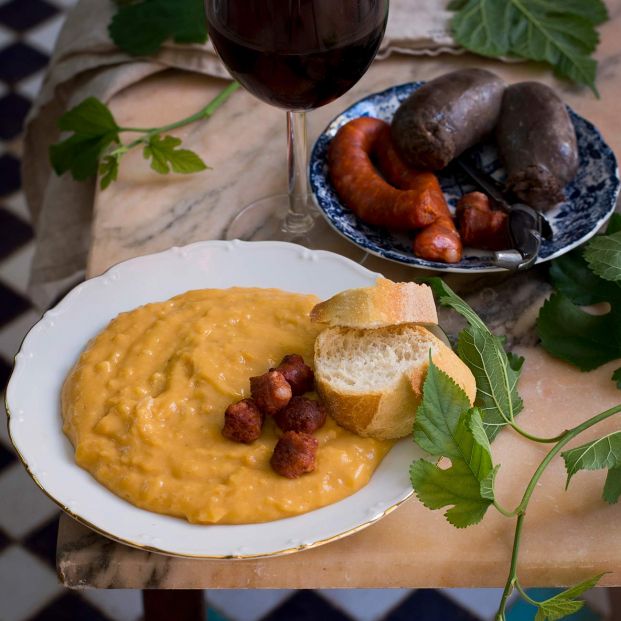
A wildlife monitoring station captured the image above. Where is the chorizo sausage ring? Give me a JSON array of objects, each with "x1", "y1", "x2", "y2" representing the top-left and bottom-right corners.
[
  {"x1": 328, "y1": 117, "x2": 462, "y2": 263},
  {"x1": 328, "y1": 117, "x2": 437, "y2": 230}
]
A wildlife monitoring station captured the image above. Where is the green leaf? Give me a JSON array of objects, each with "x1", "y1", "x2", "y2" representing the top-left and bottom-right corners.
[
  {"x1": 58, "y1": 97, "x2": 119, "y2": 136},
  {"x1": 537, "y1": 292, "x2": 621, "y2": 371},
  {"x1": 561, "y1": 431, "x2": 621, "y2": 487},
  {"x1": 480, "y1": 464, "x2": 499, "y2": 501},
  {"x1": 449, "y1": 0, "x2": 606, "y2": 94},
  {"x1": 555, "y1": 573, "x2": 605, "y2": 599},
  {"x1": 450, "y1": 0, "x2": 512, "y2": 57},
  {"x1": 458, "y1": 328, "x2": 524, "y2": 440},
  {"x1": 541, "y1": 221, "x2": 621, "y2": 376},
  {"x1": 109, "y1": 0, "x2": 207, "y2": 56},
  {"x1": 50, "y1": 97, "x2": 120, "y2": 183},
  {"x1": 535, "y1": 599, "x2": 583, "y2": 621},
  {"x1": 410, "y1": 407, "x2": 495, "y2": 528},
  {"x1": 413, "y1": 360, "x2": 472, "y2": 459},
  {"x1": 143, "y1": 134, "x2": 208, "y2": 175},
  {"x1": 603, "y1": 466, "x2": 621, "y2": 503},
  {"x1": 99, "y1": 155, "x2": 120, "y2": 190},
  {"x1": 428, "y1": 278, "x2": 524, "y2": 441},
  {"x1": 50, "y1": 133, "x2": 118, "y2": 181},
  {"x1": 613, "y1": 368, "x2": 621, "y2": 390},
  {"x1": 167, "y1": 147, "x2": 209, "y2": 174},
  {"x1": 530, "y1": 0, "x2": 608, "y2": 26},
  {"x1": 548, "y1": 249, "x2": 618, "y2": 306},
  {"x1": 534, "y1": 573, "x2": 605, "y2": 620},
  {"x1": 607, "y1": 213, "x2": 621, "y2": 234},
  {"x1": 509, "y1": 9, "x2": 599, "y2": 93},
  {"x1": 584, "y1": 231, "x2": 621, "y2": 282}
]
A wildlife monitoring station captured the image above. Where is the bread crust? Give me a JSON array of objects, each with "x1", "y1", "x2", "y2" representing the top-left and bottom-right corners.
[
  {"x1": 314, "y1": 325, "x2": 476, "y2": 440},
  {"x1": 310, "y1": 278, "x2": 438, "y2": 329}
]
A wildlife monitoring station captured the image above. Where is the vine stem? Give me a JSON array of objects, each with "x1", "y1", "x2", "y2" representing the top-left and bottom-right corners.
[
  {"x1": 496, "y1": 513, "x2": 524, "y2": 620},
  {"x1": 515, "y1": 581, "x2": 539, "y2": 605},
  {"x1": 119, "y1": 81, "x2": 240, "y2": 136},
  {"x1": 495, "y1": 402, "x2": 621, "y2": 619},
  {"x1": 509, "y1": 421, "x2": 568, "y2": 444},
  {"x1": 493, "y1": 500, "x2": 515, "y2": 518}
]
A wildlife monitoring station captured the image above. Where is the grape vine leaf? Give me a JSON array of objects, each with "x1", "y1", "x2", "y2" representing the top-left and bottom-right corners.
[
  {"x1": 143, "y1": 135, "x2": 208, "y2": 175},
  {"x1": 539, "y1": 0, "x2": 608, "y2": 26},
  {"x1": 537, "y1": 292, "x2": 621, "y2": 371},
  {"x1": 109, "y1": 0, "x2": 208, "y2": 56},
  {"x1": 50, "y1": 98, "x2": 120, "y2": 181},
  {"x1": 410, "y1": 362, "x2": 495, "y2": 528},
  {"x1": 428, "y1": 278, "x2": 524, "y2": 440},
  {"x1": 584, "y1": 231, "x2": 621, "y2": 282},
  {"x1": 58, "y1": 97, "x2": 119, "y2": 136},
  {"x1": 449, "y1": 0, "x2": 608, "y2": 94},
  {"x1": 410, "y1": 408, "x2": 495, "y2": 528},
  {"x1": 547, "y1": 248, "x2": 616, "y2": 306},
  {"x1": 412, "y1": 356, "x2": 471, "y2": 458},
  {"x1": 606, "y1": 213, "x2": 621, "y2": 235},
  {"x1": 561, "y1": 431, "x2": 621, "y2": 503},
  {"x1": 534, "y1": 573, "x2": 605, "y2": 621},
  {"x1": 538, "y1": 220, "x2": 621, "y2": 374}
]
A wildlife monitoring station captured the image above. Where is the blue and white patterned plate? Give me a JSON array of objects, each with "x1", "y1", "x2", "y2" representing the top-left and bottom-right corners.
[{"x1": 309, "y1": 82, "x2": 620, "y2": 272}]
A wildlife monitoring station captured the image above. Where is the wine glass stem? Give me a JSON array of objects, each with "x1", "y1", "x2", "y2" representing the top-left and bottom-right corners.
[{"x1": 283, "y1": 110, "x2": 315, "y2": 235}]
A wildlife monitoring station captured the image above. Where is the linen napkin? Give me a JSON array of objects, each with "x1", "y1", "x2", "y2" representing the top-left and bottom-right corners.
[{"x1": 23, "y1": 0, "x2": 459, "y2": 307}]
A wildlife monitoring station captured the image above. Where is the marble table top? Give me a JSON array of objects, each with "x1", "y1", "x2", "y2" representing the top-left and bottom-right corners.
[{"x1": 58, "y1": 1, "x2": 621, "y2": 589}]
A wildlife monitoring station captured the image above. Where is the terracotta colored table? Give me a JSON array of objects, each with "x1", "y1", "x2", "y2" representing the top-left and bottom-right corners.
[{"x1": 57, "y1": 2, "x2": 621, "y2": 596}]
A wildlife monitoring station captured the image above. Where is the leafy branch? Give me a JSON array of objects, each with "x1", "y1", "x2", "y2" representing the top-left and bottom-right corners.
[
  {"x1": 50, "y1": 82, "x2": 240, "y2": 189},
  {"x1": 49, "y1": 0, "x2": 237, "y2": 189},
  {"x1": 448, "y1": 0, "x2": 608, "y2": 95},
  {"x1": 411, "y1": 279, "x2": 621, "y2": 620}
]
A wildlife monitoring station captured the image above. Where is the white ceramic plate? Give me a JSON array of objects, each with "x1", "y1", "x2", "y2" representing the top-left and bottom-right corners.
[{"x1": 6, "y1": 240, "x2": 421, "y2": 559}]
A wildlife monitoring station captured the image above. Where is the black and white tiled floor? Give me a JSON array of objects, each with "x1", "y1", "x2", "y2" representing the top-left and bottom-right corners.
[{"x1": 0, "y1": 1, "x2": 610, "y2": 620}]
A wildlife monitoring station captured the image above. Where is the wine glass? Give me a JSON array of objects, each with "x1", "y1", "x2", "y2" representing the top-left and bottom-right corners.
[{"x1": 205, "y1": 0, "x2": 389, "y2": 244}]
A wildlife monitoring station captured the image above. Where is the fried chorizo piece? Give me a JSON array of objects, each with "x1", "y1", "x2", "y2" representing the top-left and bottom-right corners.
[
  {"x1": 222, "y1": 398, "x2": 264, "y2": 444},
  {"x1": 274, "y1": 397, "x2": 327, "y2": 434},
  {"x1": 250, "y1": 370, "x2": 292, "y2": 416},
  {"x1": 373, "y1": 124, "x2": 463, "y2": 263},
  {"x1": 271, "y1": 431, "x2": 318, "y2": 478},
  {"x1": 456, "y1": 192, "x2": 510, "y2": 251},
  {"x1": 496, "y1": 82, "x2": 579, "y2": 211},
  {"x1": 275, "y1": 354, "x2": 314, "y2": 396},
  {"x1": 391, "y1": 69, "x2": 505, "y2": 170},
  {"x1": 328, "y1": 117, "x2": 439, "y2": 230}
]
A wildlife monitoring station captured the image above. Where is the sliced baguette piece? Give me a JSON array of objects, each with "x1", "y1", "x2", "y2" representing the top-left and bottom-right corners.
[
  {"x1": 314, "y1": 324, "x2": 476, "y2": 439},
  {"x1": 310, "y1": 278, "x2": 438, "y2": 328}
]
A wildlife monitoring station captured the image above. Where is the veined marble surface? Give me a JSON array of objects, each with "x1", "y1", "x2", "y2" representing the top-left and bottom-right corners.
[{"x1": 57, "y1": 1, "x2": 621, "y2": 589}]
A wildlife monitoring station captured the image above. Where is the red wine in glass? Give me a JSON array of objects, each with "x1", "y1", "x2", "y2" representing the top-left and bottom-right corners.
[{"x1": 205, "y1": 0, "x2": 389, "y2": 243}]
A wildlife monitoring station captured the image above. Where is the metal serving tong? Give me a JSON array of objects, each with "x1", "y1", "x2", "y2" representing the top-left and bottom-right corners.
[{"x1": 454, "y1": 156, "x2": 553, "y2": 271}]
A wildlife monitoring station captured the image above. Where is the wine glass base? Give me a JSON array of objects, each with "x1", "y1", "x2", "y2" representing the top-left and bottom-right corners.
[
  {"x1": 225, "y1": 194, "x2": 369, "y2": 262},
  {"x1": 225, "y1": 195, "x2": 316, "y2": 242}
]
